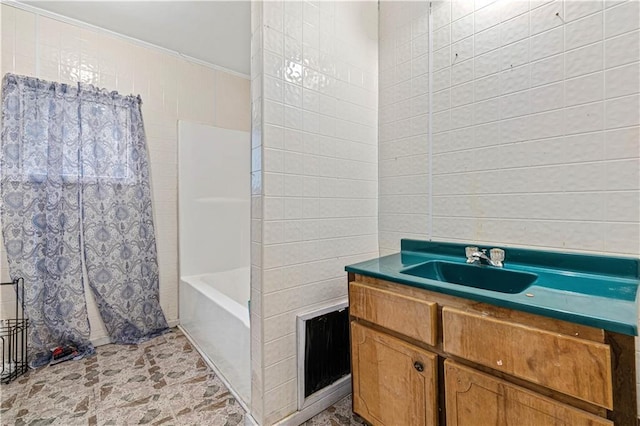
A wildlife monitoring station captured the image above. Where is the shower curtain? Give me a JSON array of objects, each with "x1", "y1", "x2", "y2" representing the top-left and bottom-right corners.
[{"x1": 0, "y1": 74, "x2": 168, "y2": 365}]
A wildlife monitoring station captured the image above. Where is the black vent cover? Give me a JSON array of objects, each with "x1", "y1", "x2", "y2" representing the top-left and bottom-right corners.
[{"x1": 304, "y1": 307, "x2": 350, "y2": 397}]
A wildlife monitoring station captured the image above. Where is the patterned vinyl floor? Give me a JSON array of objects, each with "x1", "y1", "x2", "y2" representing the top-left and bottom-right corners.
[{"x1": 0, "y1": 328, "x2": 363, "y2": 426}]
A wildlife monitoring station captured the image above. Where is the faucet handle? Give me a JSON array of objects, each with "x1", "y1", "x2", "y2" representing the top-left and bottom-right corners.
[
  {"x1": 490, "y1": 248, "x2": 505, "y2": 264},
  {"x1": 465, "y1": 246, "x2": 479, "y2": 258}
]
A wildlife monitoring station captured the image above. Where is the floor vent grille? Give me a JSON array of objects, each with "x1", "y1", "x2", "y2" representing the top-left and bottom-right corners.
[{"x1": 297, "y1": 300, "x2": 350, "y2": 410}]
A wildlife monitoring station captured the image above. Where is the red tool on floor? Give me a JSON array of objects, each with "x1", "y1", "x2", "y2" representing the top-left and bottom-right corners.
[{"x1": 50, "y1": 345, "x2": 79, "y2": 365}]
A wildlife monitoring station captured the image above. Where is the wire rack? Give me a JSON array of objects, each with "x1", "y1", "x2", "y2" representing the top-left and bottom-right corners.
[{"x1": 1, "y1": 277, "x2": 28, "y2": 384}]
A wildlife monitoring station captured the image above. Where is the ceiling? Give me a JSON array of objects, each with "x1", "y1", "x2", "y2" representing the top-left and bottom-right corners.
[{"x1": 22, "y1": 1, "x2": 251, "y2": 75}]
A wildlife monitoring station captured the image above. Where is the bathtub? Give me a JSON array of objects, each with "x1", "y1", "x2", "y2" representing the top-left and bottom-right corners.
[
  {"x1": 177, "y1": 122, "x2": 251, "y2": 407},
  {"x1": 179, "y1": 267, "x2": 250, "y2": 406}
]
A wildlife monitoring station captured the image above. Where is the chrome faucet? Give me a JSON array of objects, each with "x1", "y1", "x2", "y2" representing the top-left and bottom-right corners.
[{"x1": 465, "y1": 246, "x2": 505, "y2": 268}]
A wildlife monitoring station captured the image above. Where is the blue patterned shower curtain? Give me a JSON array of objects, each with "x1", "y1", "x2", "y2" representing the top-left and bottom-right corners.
[
  {"x1": 78, "y1": 83, "x2": 168, "y2": 344},
  {"x1": 1, "y1": 74, "x2": 167, "y2": 365},
  {"x1": 1, "y1": 75, "x2": 93, "y2": 366}
]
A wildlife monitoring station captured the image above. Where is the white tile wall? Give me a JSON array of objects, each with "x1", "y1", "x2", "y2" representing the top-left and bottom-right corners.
[
  {"x1": 378, "y1": 1, "x2": 432, "y2": 255},
  {"x1": 251, "y1": 1, "x2": 378, "y2": 423},
  {"x1": 429, "y1": 0, "x2": 639, "y2": 254},
  {"x1": 380, "y1": 0, "x2": 640, "y2": 413},
  {"x1": 0, "y1": 5, "x2": 250, "y2": 342},
  {"x1": 250, "y1": 0, "x2": 265, "y2": 421}
]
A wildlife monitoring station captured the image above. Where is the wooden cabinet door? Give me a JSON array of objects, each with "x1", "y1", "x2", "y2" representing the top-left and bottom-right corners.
[
  {"x1": 442, "y1": 307, "x2": 613, "y2": 409},
  {"x1": 444, "y1": 360, "x2": 613, "y2": 426},
  {"x1": 351, "y1": 321, "x2": 438, "y2": 426}
]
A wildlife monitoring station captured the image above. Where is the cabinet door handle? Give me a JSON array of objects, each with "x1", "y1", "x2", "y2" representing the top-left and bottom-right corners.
[{"x1": 413, "y1": 361, "x2": 424, "y2": 372}]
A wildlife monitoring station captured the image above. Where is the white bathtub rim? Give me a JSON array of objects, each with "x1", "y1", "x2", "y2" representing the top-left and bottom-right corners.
[
  {"x1": 200, "y1": 268, "x2": 250, "y2": 308},
  {"x1": 181, "y1": 273, "x2": 250, "y2": 329}
]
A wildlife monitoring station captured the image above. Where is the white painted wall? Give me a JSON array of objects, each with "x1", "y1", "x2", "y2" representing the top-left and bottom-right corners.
[
  {"x1": 379, "y1": 0, "x2": 640, "y2": 412},
  {"x1": 21, "y1": 1, "x2": 251, "y2": 75},
  {"x1": 0, "y1": 4, "x2": 250, "y2": 344},
  {"x1": 250, "y1": 1, "x2": 379, "y2": 424}
]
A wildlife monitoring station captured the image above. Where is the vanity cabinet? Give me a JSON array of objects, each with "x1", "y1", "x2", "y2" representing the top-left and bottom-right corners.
[{"x1": 348, "y1": 274, "x2": 636, "y2": 426}]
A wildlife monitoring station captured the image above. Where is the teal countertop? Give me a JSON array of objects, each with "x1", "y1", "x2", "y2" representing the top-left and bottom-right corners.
[{"x1": 345, "y1": 239, "x2": 639, "y2": 336}]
